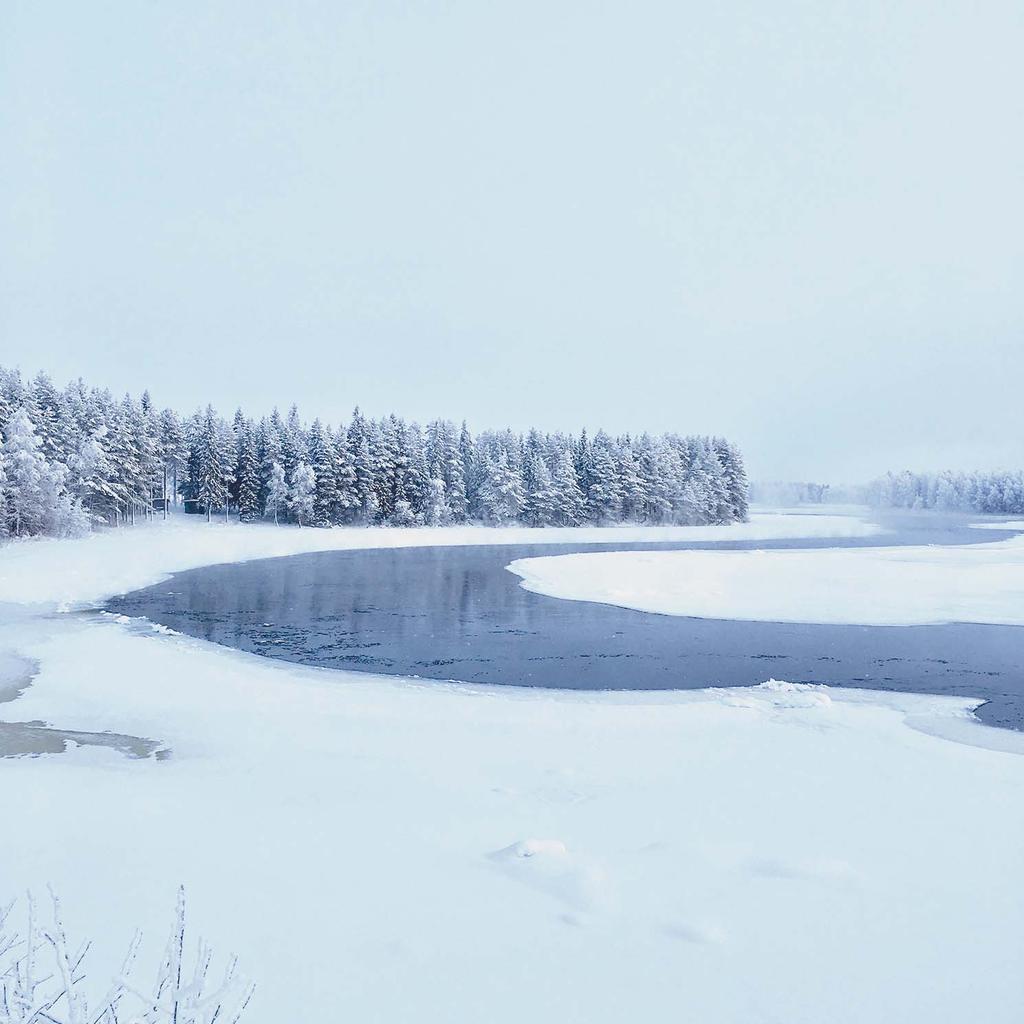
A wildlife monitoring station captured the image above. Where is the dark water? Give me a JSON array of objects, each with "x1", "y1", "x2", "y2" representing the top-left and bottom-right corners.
[{"x1": 107, "y1": 511, "x2": 1024, "y2": 730}]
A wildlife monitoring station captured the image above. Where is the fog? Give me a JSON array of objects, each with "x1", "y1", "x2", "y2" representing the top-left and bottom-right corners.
[{"x1": 2, "y1": 1, "x2": 1021, "y2": 483}]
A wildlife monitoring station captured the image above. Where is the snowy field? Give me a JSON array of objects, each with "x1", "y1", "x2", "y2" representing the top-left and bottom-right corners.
[
  {"x1": 510, "y1": 522, "x2": 1024, "y2": 626},
  {"x1": 1, "y1": 512, "x2": 1023, "y2": 1022}
]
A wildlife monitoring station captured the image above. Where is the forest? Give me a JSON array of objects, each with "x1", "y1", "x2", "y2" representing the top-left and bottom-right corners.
[
  {"x1": 866, "y1": 469, "x2": 1024, "y2": 514},
  {"x1": 0, "y1": 366, "x2": 749, "y2": 538}
]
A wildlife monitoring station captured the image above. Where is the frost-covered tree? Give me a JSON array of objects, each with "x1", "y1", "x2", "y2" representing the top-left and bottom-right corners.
[
  {"x1": 477, "y1": 450, "x2": 524, "y2": 525},
  {"x1": 192, "y1": 406, "x2": 233, "y2": 522},
  {"x1": 264, "y1": 461, "x2": 287, "y2": 524},
  {"x1": 524, "y1": 452, "x2": 557, "y2": 527},
  {"x1": 715, "y1": 437, "x2": 749, "y2": 522},
  {"x1": 234, "y1": 414, "x2": 261, "y2": 523},
  {"x1": 306, "y1": 419, "x2": 339, "y2": 527},
  {"x1": 586, "y1": 432, "x2": 622, "y2": 525},
  {"x1": 158, "y1": 407, "x2": 187, "y2": 507},
  {"x1": 289, "y1": 460, "x2": 316, "y2": 526},
  {"x1": 421, "y1": 477, "x2": 448, "y2": 526},
  {"x1": 2, "y1": 408, "x2": 58, "y2": 536},
  {"x1": 550, "y1": 449, "x2": 586, "y2": 526}
]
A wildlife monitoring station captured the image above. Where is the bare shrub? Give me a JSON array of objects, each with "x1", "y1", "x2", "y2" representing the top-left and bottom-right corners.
[{"x1": 0, "y1": 887, "x2": 253, "y2": 1023}]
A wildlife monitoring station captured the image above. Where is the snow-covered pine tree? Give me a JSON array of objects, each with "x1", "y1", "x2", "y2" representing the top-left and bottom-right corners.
[
  {"x1": 617, "y1": 440, "x2": 647, "y2": 523},
  {"x1": 71, "y1": 426, "x2": 118, "y2": 524},
  {"x1": 158, "y1": 407, "x2": 187, "y2": 507},
  {"x1": 637, "y1": 435, "x2": 672, "y2": 524},
  {"x1": 421, "y1": 476, "x2": 449, "y2": 526},
  {"x1": 459, "y1": 421, "x2": 480, "y2": 519},
  {"x1": 234, "y1": 415, "x2": 261, "y2": 522},
  {"x1": 289, "y1": 460, "x2": 316, "y2": 526},
  {"x1": 29, "y1": 371, "x2": 75, "y2": 469},
  {"x1": 426, "y1": 419, "x2": 465, "y2": 523},
  {"x1": 550, "y1": 448, "x2": 586, "y2": 526},
  {"x1": 524, "y1": 452, "x2": 557, "y2": 527},
  {"x1": 691, "y1": 438, "x2": 731, "y2": 524},
  {"x1": 586, "y1": 431, "x2": 622, "y2": 525},
  {"x1": 573, "y1": 429, "x2": 593, "y2": 508},
  {"x1": 403, "y1": 422, "x2": 429, "y2": 520},
  {"x1": 477, "y1": 450, "x2": 525, "y2": 525},
  {"x1": 714, "y1": 437, "x2": 749, "y2": 522},
  {"x1": 306, "y1": 419, "x2": 339, "y2": 527},
  {"x1": 331, "y1": 425, "x2": 358, "y2": 524},
  {"x1": 256, "y1": 414, "x2": 283, "y2": 518},
  {"x1": 195, "y1": 406, "x2": 230, "y2": 522},
  {"x1": 1, "y1": 408, "x2": 65, "y2": 536},
  {"x1": 352, "y1": 434, "x2": 377, "y2": 523},
  {"x1": 281, "y1": 404, "x2": 305, "y2": 490}
]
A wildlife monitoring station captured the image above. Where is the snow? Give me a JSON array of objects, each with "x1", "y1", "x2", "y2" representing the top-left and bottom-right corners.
[
  {"x1": 509, "y1": 528, "x2": 1024, "y2": 626},
  {"x1": 0, "y1": 509, "x2": 881, "y2": 609},
  {"x1": 1, "y1": 512, "x2": 1022, "y2": 1022}
]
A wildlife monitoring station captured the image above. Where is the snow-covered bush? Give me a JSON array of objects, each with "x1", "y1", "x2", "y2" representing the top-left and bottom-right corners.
[{"x1": 0, "y1": 888, "x2": 253, "y2": 1024}]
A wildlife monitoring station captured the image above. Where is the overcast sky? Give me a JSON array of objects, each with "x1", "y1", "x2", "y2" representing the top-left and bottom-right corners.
[{"x1": 2, "y1": 2, "x2": 1021, "y2": 483}]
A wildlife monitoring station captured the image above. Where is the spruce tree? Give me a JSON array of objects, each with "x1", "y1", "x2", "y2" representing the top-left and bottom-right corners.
[
  {"x1": 307, "y1": 419, "x2": 339, "y2": 527},
  {"x1": 524, "y1": 453, "x2": 557, "y2": 527},
  {"x1": 289, "y1": 460, "x2": 316, "y2": 526},
  {"x1": 235, "y1": 416, "x2": 261, "y2": 522},
  {"x1": 550, "y1": 449, "x2": 586, "y2": 526}
]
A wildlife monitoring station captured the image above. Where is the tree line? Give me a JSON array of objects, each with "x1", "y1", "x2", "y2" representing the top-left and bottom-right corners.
[
  {"x1": 866, "y1": 469, "x2": 1024, "y2": 515},
  {"x1": 0, "y1": 365, "x2": 749, "y2": 538}
]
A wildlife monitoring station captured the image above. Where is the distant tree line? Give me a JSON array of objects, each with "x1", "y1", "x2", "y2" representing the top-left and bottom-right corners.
[
  {"x1": 0, "y1": 365, "x2": 749, "y2": 539},
  {"x1": 748, "y1": 481, "x2": 831, "y2": 506},
  {"x1": 866, "y1": 470, "x2": 1024, "y2": 514}
]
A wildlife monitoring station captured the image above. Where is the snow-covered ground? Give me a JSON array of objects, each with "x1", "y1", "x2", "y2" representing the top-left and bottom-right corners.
[
  {"x1": 0, "y1": 509, "x2": 881, "y2": 609},
  {"x1": 509, "y1": 521, "x2": 1024, "y2": 626},
  {"x1": 1, "y1": 513, "x2": 1023, "y2": 1023}
]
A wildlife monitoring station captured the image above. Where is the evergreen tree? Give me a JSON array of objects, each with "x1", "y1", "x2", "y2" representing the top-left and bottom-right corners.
[
  {"x1": 2, "y1": 408, "x2": 65, "y2": 536},
  {"x1": 331, "y1": 426, "x2": 358, "y2": 524},
  {"x1": 550, "y1": 449, "x2": 586, "y2": 526},
  {"x1": 306, "y1": 420, "x2": 339, "y2": 527},
  {"x1": 524, "y1": 453, "x2": 557, "y2": 527},
  {"x1": 289, "y1": 460, "x2": 316, "y2": 526},
  {"x1": 586, "y1": 432, "x2": 622, "y2": 525},
  {"x1": 477, "y1": 451, "x2": 524, "y2": 525},
  {"x1": 195, "y1": 406, "x2": 231, "y2": 521},
  {"x1": 617, "y1": 441, "x2": 647, "y2": 522},
  {"x1": 234, "y1": 415, "x2": 260, "y2": 522},
  {"x1": 158, "y1": 408, "x2": 187, "y2": 507},
  {"x1": 715, "y1": 437, "x2": 749, "y2": 522},
  {"x1": 257, "y1": 415, "x2": 284, "y2": 518},
  {"x1": 421, "y1": 477, "x2": 449, "y2": 526}
]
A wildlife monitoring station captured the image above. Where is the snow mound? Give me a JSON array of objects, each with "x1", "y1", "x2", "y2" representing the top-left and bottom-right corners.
[
  {"x1": 490, "y1": 839, "x2": 608, "y2": 912},
  {"x1": 494, "y1": 838, "x2": 570, "y2": 860},
  {"x1": 756, "y1": 679, "x2": 834, "y2": 707}
]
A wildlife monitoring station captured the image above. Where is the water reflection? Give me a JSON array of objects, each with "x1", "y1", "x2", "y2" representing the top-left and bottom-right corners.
[{"x1": 108, "y1": 515, "x2": 1024, "y2": 730}]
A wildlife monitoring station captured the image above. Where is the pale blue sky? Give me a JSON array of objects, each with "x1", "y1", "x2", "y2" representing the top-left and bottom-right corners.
[{"x1": 2, "y1": 2, "x2": 1021, "y2": 482}]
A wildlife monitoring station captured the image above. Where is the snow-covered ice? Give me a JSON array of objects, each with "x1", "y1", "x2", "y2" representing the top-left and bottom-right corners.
[
  {"x1": 509, "y1": 521, "x2": 1024, "y2": 626},
  {"x1": 0, "y1": 513, "x2": 1022, "y2": 1023}
]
